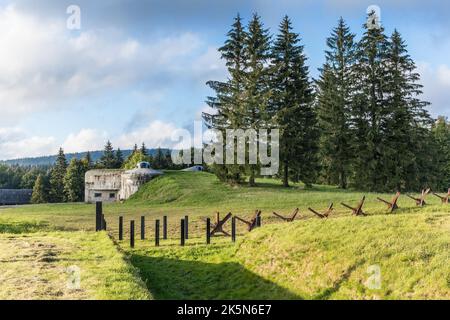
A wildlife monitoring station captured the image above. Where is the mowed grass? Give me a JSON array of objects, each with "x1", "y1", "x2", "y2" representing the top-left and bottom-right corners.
[
  {"x1": 1, "y1": 171, "x2": 450, "y2": 299},
  {"x1": 0, "y1": 225, "x2": 151, "y2": 300}
]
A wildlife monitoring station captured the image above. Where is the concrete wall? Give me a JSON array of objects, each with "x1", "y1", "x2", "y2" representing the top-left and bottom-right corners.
[
  {"x1": 85, "y1": 170, "x2": 124, "y2": 203},
  {"x1": 85, "y1": 168, "x2": 162, "y2": 203},
  {"x1": 119, "y1": 172, "x2": 153, "y2": 200},
  {"x1": 0, "y1": 189, "x2": 32, "y2": 205}
]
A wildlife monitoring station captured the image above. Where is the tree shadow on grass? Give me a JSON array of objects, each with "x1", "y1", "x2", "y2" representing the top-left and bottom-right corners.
[
  {"x1": 130, "y1": 255, "x2": 302, "y2": 300},
  {"x1": 0, "y1": 221, "x2": 49, "y2": 234}
]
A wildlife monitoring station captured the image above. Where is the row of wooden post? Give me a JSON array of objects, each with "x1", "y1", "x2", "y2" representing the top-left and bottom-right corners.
[
  {"x1": 96, "y1": 201, "x2": 262, "y2": 248},
  {"x1": 121, "y1": 214, "x2": 254, "y2": 248}
]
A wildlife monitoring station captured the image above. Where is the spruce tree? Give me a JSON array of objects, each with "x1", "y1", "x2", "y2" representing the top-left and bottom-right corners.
[
  {"x1": 140, "y1": 143, "x2": 148, "y2": 156},
  {"x1": 115, "y1": 148, "x2": 124, "y2": 168},
  {"x1": 83, "y1": 151, "x2": 93, "y2": 170},
  {"x1": 165, "y1": 150, "x2": 174, "y2": 169},
  {"x1": 352, "y1": 13, "x2": 390, "y2": 191},
  {"x1": 49, "y1": 148, "x2": 67, "y2": 203},
  {"x1": 204, "y1": 14, "x2": 248, "y2": 184},
  {"x1": 271, "y1": 16, "x2": 317, "y2": 187},
  {"x1": 132, "y1": 143, "x2": 138, "y2": 156},
  {"x1": 432, "y1": 117, "x2": 450, "y2": 189},
  {"x1": 98, "y1": 141, "x2": 116, "y2": 169},
  {"x1": 242, "y1": 13, "x2": 272, "y2": 186},
  {"x1": 153, "y1": 147, "x2": 166, "y2": 169},
  {"x1": 31, "y1": 174, "x2": 47, "y2": 204},
  {"x1": 64, "y1": 159, "x2": 85, "y2": 202},
  {"x1": 383, "y1": 30, "x2": 433, "y2": 190},
  {"x1": 317, "y1": 18, "x2": 356, "y2": 189}
]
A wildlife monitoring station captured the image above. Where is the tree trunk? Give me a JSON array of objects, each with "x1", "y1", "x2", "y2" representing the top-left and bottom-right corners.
[
  {"x1": 283, "y1": 161, "x2": 289, "y2": 187},
  {"x1": 249, "y1": 166, "x2": 256, "y2": 187},
  {"x1": 339, "y1": 170, "x2": 347, "y2": 189}
]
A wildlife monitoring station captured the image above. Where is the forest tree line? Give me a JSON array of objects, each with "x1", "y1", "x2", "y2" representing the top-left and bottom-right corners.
[
  {"x1": 203, "y1": 13, "x2": 450, "y2": 192},
  {"x1": 0, "y1": 142, "x2": 182, "y2": 204}
]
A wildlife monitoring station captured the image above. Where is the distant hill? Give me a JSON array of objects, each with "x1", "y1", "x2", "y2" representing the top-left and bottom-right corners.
[{"x1": 0, "y1": 149, "x2": 171, "y2": 167}]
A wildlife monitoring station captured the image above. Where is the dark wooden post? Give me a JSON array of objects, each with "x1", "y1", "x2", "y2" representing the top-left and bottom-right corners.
[
  {"x1": 130, "y1": 220, "x2": 135, "y2": 248},
  {"x1": 256, "y1": 215, "x2": 262, "y2": 228},
  {"x1": 180, "y1": 219, "x2": 185, "y2": 246},
  {"x1": 119, "y1": 216, "x2": 123, "y2": 240},
  {"x1": 141, "y1": 216, "x2": 145, "y2": 240},
  {"x1": 231, "y1": 216, "x2": 236, "y2": 242},
  {"x1": 206, "y1": 218, "x2": 211, "y2": 245},
  {"x1": 184, "y1": 215, "x2": 189, "y2": 240},
  {"x1": 95, "y1": 201, "x2": 102, "y2": 231},
  {"x1": 163, "y1": 216, "x2": 167, "y2": 240},
  {"x1": 155, "y1": 220, "x2": 160, "y2": 247}
]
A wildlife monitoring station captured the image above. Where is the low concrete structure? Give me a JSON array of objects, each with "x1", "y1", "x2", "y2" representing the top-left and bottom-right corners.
[
  {"x1": 85, "y1": 169, "x2": 124, "y2": 203},
  {"x1": 182, "y1": 165, "x2": 204, "y2": 172},
  {"x1": 85, "y1": 162, "x2": 163, "y2": 203},
  {"x1": 0, "y1": 189, "x2": 32, "y2": 205}
]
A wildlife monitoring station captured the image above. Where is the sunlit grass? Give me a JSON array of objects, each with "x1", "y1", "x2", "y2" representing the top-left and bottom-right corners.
[
  {"x1": 1, "y1": 171, "x2": 449, "y2": 299},
  {"x1": 0, "y1": 231, "x2": 151, "y2": 300}
]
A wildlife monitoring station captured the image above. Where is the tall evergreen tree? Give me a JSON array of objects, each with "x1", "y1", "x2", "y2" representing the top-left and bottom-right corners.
[
  {"x1": 115, "y1": 148, "x2": 124, "y2": 168},
  {"x1": 351, "y1": 13, "x2": 391, "y2": 191},
  {"x1": 31, "y1": 174, "x2": 47, "y2": 204},
  {"x1": 83, "y1": 151, "x2": 93, "y2": 170},
  {"x1": 242, "y1": 13, "x2": 272, "y2": 186},
  {"x1": 383, "y1": 30, "x2": 433, "y2": 190},
  {"x1": 98, "y1": 141, "x2": 116, "y2": 169},
  {"x1": 153, "y1": 147, "x2": 166, "y2": 169},
  {"x1": 64, "y1": 159, "x2": 85, "y2": 202},
  {"x1": 49, "y1": 148, "x2": 67, "y2": 203},
  {"x1": 317, "y1": 18, "x2": 356, "y2": 189},
  {"x1": 132, "y1": 143, "x2": 138, "y2": 156},
  {"x1": 271, "y1": 16, "x2": 318, "y2": 187},
  {"x1": 204, "y1": 14, "x2": 248, "y2": 184},
  {"x1": 432, "y1": 117, "x2": 450, "y2": 189},
  {"x1": 140, "y1": 143, "x2": 148, "y2": 156},
  {"x1": 164, "y1": 150, "x2": 174, "y2": 169}
]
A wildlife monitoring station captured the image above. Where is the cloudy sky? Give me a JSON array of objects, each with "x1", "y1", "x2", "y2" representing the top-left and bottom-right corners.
[{"x1": 0, "y1": 0, "x2": 449, "y2": 160}]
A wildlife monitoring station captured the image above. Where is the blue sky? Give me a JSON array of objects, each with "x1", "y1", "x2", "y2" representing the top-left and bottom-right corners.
[{"x1": 0, "y1": 0, "x2": 449, "y2": 160}]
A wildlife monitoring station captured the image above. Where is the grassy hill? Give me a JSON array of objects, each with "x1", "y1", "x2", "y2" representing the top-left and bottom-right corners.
[
  {"x1": 1, "y1": 170, "x2": 449, "y2": 299},
  {"x1": 128, "y1": 207, "x2": 450, "y2": 300}
]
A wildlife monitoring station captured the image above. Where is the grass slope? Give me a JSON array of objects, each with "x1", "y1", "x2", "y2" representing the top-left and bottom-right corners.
[{"x1": 127, "y1": 210, "x2": 450, "y2": 300}]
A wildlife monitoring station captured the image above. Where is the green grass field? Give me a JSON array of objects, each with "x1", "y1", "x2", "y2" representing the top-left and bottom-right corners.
[
  {"x1": 0, "y1": 229, "x2": 150, "y2": 300},
  {"x1": 0, "y1": 171, "x2": 449, "y2": 299}
]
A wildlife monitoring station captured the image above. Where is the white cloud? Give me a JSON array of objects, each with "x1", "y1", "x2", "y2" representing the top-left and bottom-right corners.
[
  {"x1": 0, "y1": 120, "x2": 191, "y2": 160},
  {"x1": 116, "y1": 120, "x2": 184, "y2": 150},
  {"x1": 62, "y1": 129, "x2": 108, "y2": 153},
  {"x1": 0, "y1": 127, "x2": 56, "y2": 160},
  {"x1": 417, "y1": 62, "x2": 450, "y2": 117},
  {"x1": 0, "y1": 5, "x2": 220, "y2": 126},
  {"x1": 436, "y1": 65, "x2": 450, "y2": 87}
]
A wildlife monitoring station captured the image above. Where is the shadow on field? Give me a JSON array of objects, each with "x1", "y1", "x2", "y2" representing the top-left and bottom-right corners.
[
  {"x1": 0, "y1": 221, "x2": 49, "y2": 234},
  {"x1": 130, "y1": 255, "x2": 301, "y2": 300}
]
